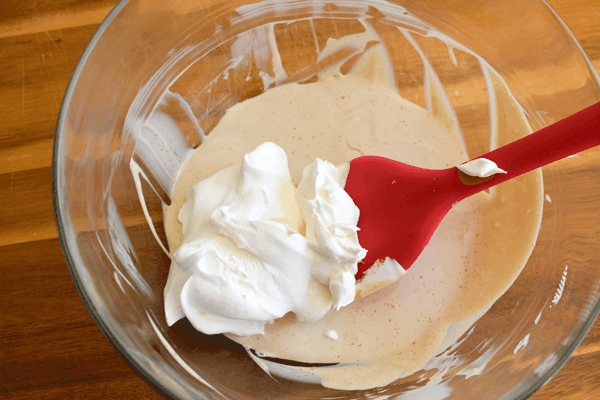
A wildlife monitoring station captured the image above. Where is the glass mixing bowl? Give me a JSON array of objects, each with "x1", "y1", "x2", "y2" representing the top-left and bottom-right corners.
[{"x1": 53, "y1": 0, "x2": 600, "y2": 398}]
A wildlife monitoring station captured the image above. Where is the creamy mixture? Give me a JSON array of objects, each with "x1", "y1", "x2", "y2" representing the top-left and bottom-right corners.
[
  {"x1": 161, "y1": 27, "x2": 543, "y2": 390},
  {"x1": 165, "y1": 142, "x2": 372, "y2": 336}
]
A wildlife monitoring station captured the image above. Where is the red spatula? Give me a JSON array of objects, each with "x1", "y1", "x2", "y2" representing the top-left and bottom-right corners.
[{"x1": 345, "y1": 102, "x2": 600, "y2": 279}]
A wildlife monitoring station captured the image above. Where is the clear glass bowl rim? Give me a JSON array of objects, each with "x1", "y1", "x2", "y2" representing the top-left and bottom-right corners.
[{"x1": 52, "y1": 0, "x2": 600, "y2": 399}]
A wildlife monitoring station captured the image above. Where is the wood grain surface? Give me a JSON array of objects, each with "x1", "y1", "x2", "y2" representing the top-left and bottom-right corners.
[{"x1": 1, "y1": 0, "x2": 600, "y2": 399}]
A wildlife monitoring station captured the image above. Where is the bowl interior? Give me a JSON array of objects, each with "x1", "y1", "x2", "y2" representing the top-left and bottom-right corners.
[{"x1": 54, "y1": 0, "x2": 600, "y2": 399}]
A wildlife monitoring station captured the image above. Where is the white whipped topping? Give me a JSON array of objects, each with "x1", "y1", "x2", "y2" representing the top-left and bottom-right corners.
[
  {"x1": 356, "y1": 257, "x2": 406, "y2": 299},
  {"x1": 457, "y1": 158, "x2": 506, "y2": 178},
  {"x1": 297, "y1": 158, "x2": 367, "y2": 308},
  {"x1": 323, "y1": 330, "x2": 339, "y2": 340},
  {"x1": 165, "y1": 142, "x2": 367, "y2": 336}
]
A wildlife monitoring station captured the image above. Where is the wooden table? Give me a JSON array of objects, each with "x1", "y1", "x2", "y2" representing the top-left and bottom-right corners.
[{"x1": 2, "y1": 0, "x2": 600, "y2": 398}]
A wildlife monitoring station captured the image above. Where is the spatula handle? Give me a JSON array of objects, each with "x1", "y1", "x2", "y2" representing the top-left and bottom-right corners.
[{"x1": 464, "y1": 102, "x2": 600, "y2": 194}]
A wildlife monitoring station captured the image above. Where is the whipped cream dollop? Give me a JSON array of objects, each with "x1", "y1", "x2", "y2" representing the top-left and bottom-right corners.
[
  {"x1": 457, "y1": 158, "x2": 507, "y2": 178},
  {"x1": 323, "y1": 330, "x2": 339, "y2": 340},
  {"x1": 165, "y1": 142, "x2": 368, "y2": 336},
  {"x1": 355, "y1": 257, "x2": 406, "y2": 299}
]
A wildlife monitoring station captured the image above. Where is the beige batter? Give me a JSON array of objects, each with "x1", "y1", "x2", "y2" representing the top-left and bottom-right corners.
[{"x1": 163, "y1": 38, "x2": 543, "y2": 389}]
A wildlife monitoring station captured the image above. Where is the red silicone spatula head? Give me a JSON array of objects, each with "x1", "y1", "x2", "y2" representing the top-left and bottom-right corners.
[
  {"x1": 344, "y1": 158, "x2": 462, "y2": 279},
  {"x1": 346, "y1": 101, "x2": 600, "y2": 279}
]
